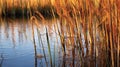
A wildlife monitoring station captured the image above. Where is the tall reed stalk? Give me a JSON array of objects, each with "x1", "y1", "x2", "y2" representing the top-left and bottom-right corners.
[
  {"x1": 46, "y1": 27, "x2": 53, "y2": 67},
  {"x1": 31, "y1": 21, "x2": 37, "y2": 67},
  {"x1": 37, "y1": 27, "x2": 48, "y2": 67}
]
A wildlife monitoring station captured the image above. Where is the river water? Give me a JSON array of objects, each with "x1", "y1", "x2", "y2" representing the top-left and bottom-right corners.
[
  {"x1": 0, "y1": 18, "x2": 102, "y2": 67},
  {"x1": 0, "y1": 18, "x2": 67, "y2": 67}
]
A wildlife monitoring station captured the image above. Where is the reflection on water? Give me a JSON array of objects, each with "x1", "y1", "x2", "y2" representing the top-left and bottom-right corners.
[
  {"x1": 0, "y1": 19, "x2": 35, "y2": 67},
  {"x1": 0, "y1": 18, "x2": 118, "y2": 67},
  {"x1": 0, "y1": 18, "x2": 72, "y2": 67},
  {"x1": 0, "y1": 17, "x2": 85, "y2": 67}
]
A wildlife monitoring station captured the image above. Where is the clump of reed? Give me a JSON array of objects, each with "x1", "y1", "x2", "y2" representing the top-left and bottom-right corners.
[
  {"x1": 51, "y1": 0, "x2": 120, "y2": 67},
  {"x1": 30, "y1": 0, "x2": 120, "y2": 67}
]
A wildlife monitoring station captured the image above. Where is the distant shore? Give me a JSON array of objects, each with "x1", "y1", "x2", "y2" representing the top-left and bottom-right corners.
[
  {"x1": 0, "y1": 0, "x2": 57, "y2": 19},
  {"x1": 0, "y1": 0, "x2": 80, "y2": 19},
  {"x1": 0, "y1": 5, "x2": 59, "y2": 19}
]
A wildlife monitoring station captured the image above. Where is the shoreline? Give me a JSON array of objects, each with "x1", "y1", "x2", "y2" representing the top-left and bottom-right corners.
[{"x1": 0, "y1": 5, "x2": 59, "y2": 19}]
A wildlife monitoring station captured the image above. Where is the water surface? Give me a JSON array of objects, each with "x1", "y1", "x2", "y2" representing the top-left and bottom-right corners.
[{"x1": 0, "y1": 19, "x2": 65, "y2": 67}]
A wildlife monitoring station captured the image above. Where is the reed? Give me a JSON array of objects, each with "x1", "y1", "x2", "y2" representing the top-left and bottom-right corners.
[
  {"x1": 37, "y1": 27, "x2": 48, "y2": 67},
  {"x1": 54, "y1": 0, "x2": 119, "y2": 67},
  {"x1": 0, "y1": 0, "x2": 1, "y2": 16},
  {"x1": 46, "y1": 27, "x2": 53, "y2": 67},
  {"x1": 31, "y1": 22, "x2": 37, "y2": 67}
]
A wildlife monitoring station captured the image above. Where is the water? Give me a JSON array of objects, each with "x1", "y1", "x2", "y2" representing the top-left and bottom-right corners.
[
  {"x1": 0, "y1": 18, "x2": 105, "y2": 67},
  {"x1": 0, "y1": 18, "x2": 88, "y2": 67},
  {"x1": 0, "y1": 19, "x2": 65, "y2": 67}
]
